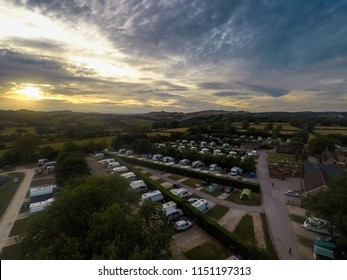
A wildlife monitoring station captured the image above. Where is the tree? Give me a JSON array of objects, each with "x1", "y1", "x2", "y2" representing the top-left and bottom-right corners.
[
  {"x1": 55, "y1": 152, "x2": 91, "y2": 186},
  {"x1": 134, "y1": 139, "x2": 153, "y2": 154},
  {"x1": 20, "y1": 176, "x2": 172, "y2": 259},
  {"x1": 305, "y1": 172, "x2": 347, "y2": 255},
  {"x1": 13, "y1": 134, "x2": 40, "y2": 163},
  {"x1": 308, "y1": 135, "x2": 336, "y2": 154},
  {"x1": 39, "y1": 146, "x2": 58, "y2": 160}
]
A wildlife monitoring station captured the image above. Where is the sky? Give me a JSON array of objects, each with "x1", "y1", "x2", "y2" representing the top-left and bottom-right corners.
[{"x1": 1, "y1": 0, "x2": 347, "y2": 114}]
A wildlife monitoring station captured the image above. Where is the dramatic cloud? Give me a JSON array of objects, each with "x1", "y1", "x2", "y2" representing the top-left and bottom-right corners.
[{"x1": 1, "y1": 0, "x2": 347, "y2": 113}]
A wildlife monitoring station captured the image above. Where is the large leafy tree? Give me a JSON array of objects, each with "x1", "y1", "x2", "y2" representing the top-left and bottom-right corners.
[
  {"x1": 305, "y1": 172, "x2": 347, "y2": 253},
  {"x1": 55, "y1": 152, "x2": 91, "y2": 186},
  {"x1": 21, "y1": 176, "x2": 172, "y2": 259}
]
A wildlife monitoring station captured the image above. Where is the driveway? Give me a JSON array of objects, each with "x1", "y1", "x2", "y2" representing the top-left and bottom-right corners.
[{"x1": 256, "y1": 150, "x2": 302, "y2": 259}]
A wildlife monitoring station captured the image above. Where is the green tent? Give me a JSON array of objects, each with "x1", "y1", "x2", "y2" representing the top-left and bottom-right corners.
[{"x1": 240, "y1": 188, "x2": 252, "y2": 200}]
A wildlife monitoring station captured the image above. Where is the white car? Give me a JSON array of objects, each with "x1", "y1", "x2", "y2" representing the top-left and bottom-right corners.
[
  {"x1": 13, "y1": 177, "x2": 19, "y2": 183},
  {"x1": 175, "y1": 220, "x2": 192, "y2": 231},
  {"x1": 284, "y1": 190, "x2": 300, "y2": 197}
]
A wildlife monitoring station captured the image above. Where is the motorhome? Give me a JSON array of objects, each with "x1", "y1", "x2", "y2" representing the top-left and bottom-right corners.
[
  {"x1": 108, "y1": 162, "x2": 120, "y2": 168},
  {"x1": 163, "y1": 206, "x2": 184, "y2": 223},
  {"x1": 302, "y1": 217, "x2": 331, "y2": 235},
  {"x1": 94, "y1": 153, "x2": 104, "y2": 159},
  {"x1": 230, "y1": 166, "x2": 243, "y2": 176},
  {"x1": 209, "y1": 164, "x2": 222, "y2": 171},
  {"x1": 152, "y1": 154, "x2": 163, "y2": 161},
  {"x1": 29, "y1": 198, "x2": 55, "y2": 214},
  {"x1": 170, "y1": 188, "x2": 189, "y2": 198},
  {"x1": 112, "y1": 166, "x2": 128, "y2": 174},
  {"x1": 141, "y1": 190, "x2": 165, "y2": 203},
  {"x1": 120, "y1": 172, "x2": 137, "y2": 182},
  {"x1": 162, "y1": 201, "x2": 177, "y2": 210},
  {"x1": 129, "y1": 180, "x2": 148, "y2": 193},
  {"x1": 191, "y1": 160, "x2": 205, "y2": 168},
  {"x1": 30, "y1": 185, "x2": 56, "y2": 198},
  {"x1": 191, "y1": 199, "x2": 209, "y2": 212}
]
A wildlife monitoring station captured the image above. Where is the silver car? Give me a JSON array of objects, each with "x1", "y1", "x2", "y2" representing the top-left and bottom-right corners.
[{"x1": 284, "y1": 190, "x2": 300, "y2": 197}]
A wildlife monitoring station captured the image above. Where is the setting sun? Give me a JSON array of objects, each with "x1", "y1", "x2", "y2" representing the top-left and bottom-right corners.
[{"x1": 17, "y1": 85, "x2": 44, "y2": 100}]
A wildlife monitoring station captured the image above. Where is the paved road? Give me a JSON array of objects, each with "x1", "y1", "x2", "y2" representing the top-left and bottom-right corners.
[
  {"x1": 0, "y1": 168, "x2": 35, "y2": 254},
  {"x1": 256, "y1": 150, "x2": 301, "y2": 259}
]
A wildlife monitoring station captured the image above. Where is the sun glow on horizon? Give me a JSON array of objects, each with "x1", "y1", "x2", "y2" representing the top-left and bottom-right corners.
[{"x1": 16, "y1": 84, "x2": 45, "y2": 100}]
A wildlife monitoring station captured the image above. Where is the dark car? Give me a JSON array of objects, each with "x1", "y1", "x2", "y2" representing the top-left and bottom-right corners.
[
  {"x1": 225, "y1": 186, "x2": 234, "y2": 193},
  {"x1": 172, "y1": 183, "x2": 182, "y2": 189}
]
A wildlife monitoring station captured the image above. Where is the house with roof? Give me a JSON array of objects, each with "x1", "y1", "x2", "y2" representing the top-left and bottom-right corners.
[{"x1": 303, "y1": 162, "x2": 344, "y2": 195}]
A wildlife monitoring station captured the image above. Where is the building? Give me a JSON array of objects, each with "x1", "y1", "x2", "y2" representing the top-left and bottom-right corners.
[{"x1": 303, "y1": 163, "x2": 344, "y2": 195}]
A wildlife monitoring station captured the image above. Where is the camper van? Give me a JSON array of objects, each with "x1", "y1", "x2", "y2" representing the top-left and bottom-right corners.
[
  {"x1": 130, "y1": 180, "x2": 148, "y2": 193},
  {"x1": 120, "y1": 172, "x2": 137, "y2": 182},
  {"x1": 112, "y1": 166, "x2": 128, "y2": 174},
  {"x1": 163, "y1": 206, "x2": 184, "y2": 223},
  {"x1": 191, "y1": 199, "x2": 209, "y2": 212},
  {"x1": 141, "y1": 190, "x2": 165, "y2": 203},
  {"x1": 162, "y1": 201, "x2": 177, "y2": 210},
  {"x1": 170, "y1": 188, "x2": 189, "y2": 199},
  {"x1": 29, "y1": 198, "x2": 55, "y2": 214}
]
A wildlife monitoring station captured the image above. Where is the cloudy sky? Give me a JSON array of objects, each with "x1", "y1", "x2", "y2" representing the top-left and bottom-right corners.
[{"x1": 1, "y1": 0, "x2": 347, "y2": 113}]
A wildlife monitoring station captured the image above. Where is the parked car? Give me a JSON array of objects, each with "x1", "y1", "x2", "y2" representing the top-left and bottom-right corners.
[
  {"x1": 225, "y1": 186, "x2": 234, "y2": 193},
  {"x1": 13, "y1": 177, "x2": 19, "y2": 183},
  {"x1": 175, "y1": 220, "x2": 192, "y2": 232},
  {"x1": 284, "y1": 190, "x2": 300, "y2": 197},
  {"x1": 172, "y1": 183, "x2": 182, "y2": 189}
]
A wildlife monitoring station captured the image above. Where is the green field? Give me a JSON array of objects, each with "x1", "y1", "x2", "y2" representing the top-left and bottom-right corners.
[
  {"x1": 0, "y1": 135, "x2": 116, "y2": 158},
  {"x1": 314, "y1": 125, "x2": 347, "y2": 135},
  {"x1": 206, "y1": 205, "x2": 229, "y2": 220},
  {"x1": 1, "y1": 126, "x2": 37, "y2": 135}
]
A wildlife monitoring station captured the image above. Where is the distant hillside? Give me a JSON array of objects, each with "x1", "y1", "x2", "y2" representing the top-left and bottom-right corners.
[{"x1": 140, "y1": 110, "x2": 247, "y2": 120}]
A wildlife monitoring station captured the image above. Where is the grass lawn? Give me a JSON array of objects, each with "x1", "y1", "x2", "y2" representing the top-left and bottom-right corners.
[
  {"x1": 185, "y1": 240, "x2": 231, "y2": 260},
  {"x1": 0, "y1": 243, "x2": 23, "y2": 260},
  {"x1": 296, "y1": 234, "x2": 314, "y2": 247},
  {"x1": 233, "y1": 214, "x2": 256, "y2": 246},
  {"x1": 182, "y1": 178, "x2": 204, "y2": 188},
  {"x1": 9, "y1": 218, "x2": 32, "y2": 237},
  {"x1": 206, "y1": 205, "x2": 229, "y2": 220},
  {"x1": 167, "y1": 174, "x2": 184, "y2": 181},
  {"x1": 30, "y1": 177, "x2": 56, "y2": 187},
  {"x1": 225, "y1": 190, "x2": 261, "y2": 206},
  {"x1": 290, "y1": 214, "x2": 307, "y2": 224},
  {"x1": 0, "y1": 172, "x2": 25, "y2": 219},
  {"x1": 201, "y1": 188, "x2": 223, "y2": 197}
]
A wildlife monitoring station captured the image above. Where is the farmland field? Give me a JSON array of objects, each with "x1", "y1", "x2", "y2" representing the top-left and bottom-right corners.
[
  {"x1": 314, "y1": 126, "x2": 347, "y2": 135},
  {"x1": 1, "y1": 127, "x2": 36, "y2": 135},
  {"x1": 0, "y1": 135, "x2": 116, "y2": 157}
]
